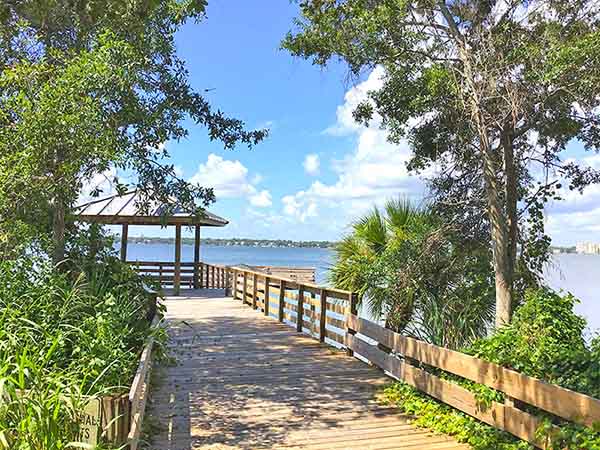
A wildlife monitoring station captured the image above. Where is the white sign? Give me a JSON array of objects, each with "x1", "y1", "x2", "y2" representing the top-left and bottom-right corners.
[{"x1": 74, "y1": 398, "x2": 101, "y2": 446}]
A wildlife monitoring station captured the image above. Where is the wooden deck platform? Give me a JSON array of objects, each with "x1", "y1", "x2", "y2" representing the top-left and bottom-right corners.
[{"x1": 144, "y1": 291, "x2": 467, "y2": 450}]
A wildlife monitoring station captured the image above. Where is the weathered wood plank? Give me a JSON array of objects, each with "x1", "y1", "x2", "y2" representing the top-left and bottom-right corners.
[
  {"x1": 145, "y1": 293, "x2": 467, "y2": 450},
  {"x1": 347, "y1": 315, "x2": 600, "y2": 428}
]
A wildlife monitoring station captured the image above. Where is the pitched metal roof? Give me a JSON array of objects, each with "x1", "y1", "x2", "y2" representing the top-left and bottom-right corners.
[{"x1": 74, "y1": 191, "x2": 228, "y2": 227}]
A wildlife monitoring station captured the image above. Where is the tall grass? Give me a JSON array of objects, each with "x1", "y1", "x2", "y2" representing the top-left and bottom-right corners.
[{"x1": 0, "y1": 256, "x2": 164, "y2": 449}]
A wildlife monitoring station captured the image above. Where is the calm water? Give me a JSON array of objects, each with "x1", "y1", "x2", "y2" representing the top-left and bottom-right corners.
[
  {"x1": 126, "y1": 243, "x2": 599, "y2": 333},
  {"x1": 126, "y1": 243, "x2": 334, "y2": 284}
]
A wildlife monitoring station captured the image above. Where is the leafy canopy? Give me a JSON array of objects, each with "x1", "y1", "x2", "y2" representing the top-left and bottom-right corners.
[
  {"x1": 284, "y1": 0, "x2": 600, "y2": 324},
  {"x1": 0, "y1": 1, "x2": 266, "y2": 258}
]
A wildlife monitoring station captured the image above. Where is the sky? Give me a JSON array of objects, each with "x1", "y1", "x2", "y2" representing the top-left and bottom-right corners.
[{"x1": 91, "y1": 1, "x2": 600, "y2": 245}]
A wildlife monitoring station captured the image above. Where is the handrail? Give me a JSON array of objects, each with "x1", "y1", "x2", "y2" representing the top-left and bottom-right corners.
[
  {"x1": 128, "y1": 261, "x2": 228, "y2": 290},
  {"x1": 229, "y1": 265, "x2": 352, "y2": 297},
  {"x1": 229, "y1": 266, "x2": 357, "y2": 346},
  {"x1": 127, "y1": 260, "x2": 228, "y2": 269},
  {"x1": 127, "y1": 314, "x2": 161, "y2": 450},
  {"x1": 346, "y1": 314, "x2": 600, "y2": 449},
  {"x1": 228, "y1": 264, "x2": 600, "y2": 449}
]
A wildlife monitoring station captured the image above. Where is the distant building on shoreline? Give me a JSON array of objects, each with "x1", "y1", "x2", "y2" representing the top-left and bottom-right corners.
[{"x1": 576, "y1": 241, "x2": 600, "y2": 254}]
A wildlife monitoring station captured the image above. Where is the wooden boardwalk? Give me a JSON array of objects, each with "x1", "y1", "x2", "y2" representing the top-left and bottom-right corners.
[{"x1": 144, "y1": 291, "x2": 467, "y2": 450}]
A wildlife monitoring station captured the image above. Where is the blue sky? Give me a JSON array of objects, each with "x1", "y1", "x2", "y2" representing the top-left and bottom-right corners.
[{"x1": 90, "y1": 1, "x2": 600, "y2": 245}]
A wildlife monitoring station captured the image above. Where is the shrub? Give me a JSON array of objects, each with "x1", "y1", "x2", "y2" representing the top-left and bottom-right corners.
[
  {"x1": 329, "y1": 197, "x2": 495, "y2": 349},
  {"x1": 0, "y1": 254, "x2": 164, "y2": 448},
  {"x1": 469, "y1": 288, "x2": 599, "y2": 398}
]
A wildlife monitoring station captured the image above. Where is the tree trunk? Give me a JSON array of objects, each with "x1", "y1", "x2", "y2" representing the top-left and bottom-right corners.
[
  {"x1": 52, "y1": 196, "x2": 66, "y2": 266},
  {"x1": 480, "y1": 131, "x2": 513, "y2": 327},
  {"x1": 450, "y1": 31, "x2": 516, "y2": 327},
  {"x1": 502, "y1": 130, "x2": 518, "y2": 287}
]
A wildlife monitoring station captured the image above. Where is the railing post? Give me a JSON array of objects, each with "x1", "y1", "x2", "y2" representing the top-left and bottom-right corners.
[
  {"x1": 264, "y1": 277, "x2": 270, "y2": 317},
  {"x1": 159, "y1": 263, "x2": 163, "y2": 287},
  {"x1": 346, "y1": 292, "x2": 358, "y2": 357},
  {"x1": 310, "y1": 292, "x2": 317, "y2": 337},
  {"x1": 278, "y1": 280, "x2": 285, "y2": 322},
  {"x1": 252, "y1": 273, "x2": 258, "y2": 309},
  {"x1": 197, "y1": 263, "x2": 202, "y2": 289},
  {"x1": 193, "y1": 225, "x2": 201, "y2": 289},
  {"x1": 224, "y1": 268, "x2": 230, "y2": 296},
  {"x1": 243, "y1": 271, "x2": 248, "y2": 305},
  {"x1": 296, "y1": 285, "x2": 304, "y2": 333},
  {"x1": 174, "y1": 224, "x2": 182, "y2": 296},
  {"x1": 232, "y1": 270, "x2": 237, "y2": 299},
  {"x1": 319, "y1": 289, "x2": 327, "y2": 343},
  {"x1": 212, "y1": 265, "x2": 216, "y2": 289}
]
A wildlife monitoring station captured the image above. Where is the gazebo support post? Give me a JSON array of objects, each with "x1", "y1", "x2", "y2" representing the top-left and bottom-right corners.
[
  {"x1": 120, "y1": 224, "x2": 128, "y2": 262},
  {"x1": 193, "y1": 225, "x2": 201, "y2": 289},
  {"x1": 174, "y1": 224, "x2": 182, "y2": 296}
]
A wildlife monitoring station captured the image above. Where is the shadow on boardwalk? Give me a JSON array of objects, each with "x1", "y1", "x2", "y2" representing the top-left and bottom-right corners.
[{"x1": 143, "y1": 294, "x2": 467, "y2": 450}]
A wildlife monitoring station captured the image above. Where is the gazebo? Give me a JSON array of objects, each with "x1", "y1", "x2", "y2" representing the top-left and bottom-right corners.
[{"x1": 75, "y1": 191, "x2": 228, "y2": 294}]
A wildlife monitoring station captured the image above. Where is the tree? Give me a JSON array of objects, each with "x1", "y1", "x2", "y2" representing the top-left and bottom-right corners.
[
  {"x1": 329, "y1": 198, "x2": 495, "y2": 349},
  {"x1": 0, "y1": 1, "x2": 266, "y2": 263},
  {"x1": 284, "y1": 0, "x2": 600, "y2": 326}
]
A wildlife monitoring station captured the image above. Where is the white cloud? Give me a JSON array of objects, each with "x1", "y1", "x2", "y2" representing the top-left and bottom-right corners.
[
  {"x1": 324, "y1": 66, "x2": 386, "y2": 136},
  {"x1": 190, "y1": 154, "x2": 252, "y2": 197},
  {"x1": 303, "y1": 153, "x2": 320, "y2": 176},
  {"x1": 189, "y1": 153, "x2": 272, "y2": 207},
  {"x1": 250, "y1": 190, "x2": 272, "y2": 208},
  {"x1": 281, "y1": 67, "x2": 426, "y2": 227}
]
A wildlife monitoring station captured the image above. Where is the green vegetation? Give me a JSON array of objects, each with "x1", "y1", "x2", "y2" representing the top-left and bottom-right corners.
[
  {"x1": 0, "y1": 252, "x2": 165, "y2": 449},
  {"x1": 469, "y1": 288, "x2": 600, "y2": 400},
  {"x1": 0, "y1": 1, "x2": 265, "y2": 264},
  {"x1": 378, "y1": 288, "x2": 600, "y2": 449},
  {"x1": 284, "y1": 0, "x2": 600, "y2": 327},
  {"x1": 380, "y1": 383, "x2": 532, "y2": 450},
  {"x1": 330, "y1": 198, "x2": 494, "y2": 349}
]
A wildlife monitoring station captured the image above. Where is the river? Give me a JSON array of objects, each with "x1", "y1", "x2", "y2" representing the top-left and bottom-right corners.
[{"x1": 126, "y1": 243, "x2": 599, "y2": 333}]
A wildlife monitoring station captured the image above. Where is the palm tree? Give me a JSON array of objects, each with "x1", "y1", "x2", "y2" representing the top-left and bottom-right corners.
[
  {"x1": 329, "y1": 198, "x2": 431, "y2": 329},
  {"x1": 329, "y1": 197, "x2": 495, "y2": 349}
]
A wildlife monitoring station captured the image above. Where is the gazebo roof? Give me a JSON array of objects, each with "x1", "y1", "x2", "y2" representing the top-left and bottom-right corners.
[{"x1": 74, "y1": 191, "x2": 228, "y2": 227}]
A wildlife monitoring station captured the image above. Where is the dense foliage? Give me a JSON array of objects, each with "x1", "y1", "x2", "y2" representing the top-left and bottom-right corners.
[
  {"x1": 380, "y1": 288, "x2": 600, "y2": 449},
  {"x1": 469, "y1": 288, "x2": 600, "y2": 400},
  {"x1": 0, "y1": 0, "x2": 266, "y2": 263},
  {"x1": 284, "y1": 0, "x2": 600, "y2": 326},
  {"x1": 0, "y1": 253, "x2": 164, "y2": 448},
  {"x1": 329, "y1": 198, "x2": 495, "y2": 349}
]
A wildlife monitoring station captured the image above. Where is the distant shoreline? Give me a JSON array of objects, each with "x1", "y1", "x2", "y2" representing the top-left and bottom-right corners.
[{"x1": 127, "y1": 236, "x2": 336, "y2": 249}]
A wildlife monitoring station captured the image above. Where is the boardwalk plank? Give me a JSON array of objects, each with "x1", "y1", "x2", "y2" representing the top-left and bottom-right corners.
[{"x1": 144, "y1": 291, "x2": 468, "y2": 450}]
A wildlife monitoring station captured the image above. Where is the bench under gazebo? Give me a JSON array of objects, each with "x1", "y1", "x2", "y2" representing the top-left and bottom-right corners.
[{"x1": 75, "y1": 190, "x2": 229, "y2": 295}]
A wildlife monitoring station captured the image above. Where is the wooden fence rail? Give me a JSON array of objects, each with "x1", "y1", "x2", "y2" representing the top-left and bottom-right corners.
[
  {"x1": 229, "y1": 266, "x2": 356, "y2": 347},
  {"x1": 227, "y1": 265, "x2": 600, "y2": 449},
  {"x1": 127, "y1": 261, "x2": 227, "y2": 290},
  {"x1": 346, "y1": 315, "x2": 600, "y2": 449}
]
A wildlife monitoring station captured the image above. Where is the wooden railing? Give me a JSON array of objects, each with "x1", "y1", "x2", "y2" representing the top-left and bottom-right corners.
[
  {"x1": 127, "y1": 261, "x2": 227, "y2": 290},
  {"x1": 248, "y1": 266, "x2": 315, "y2": 283},
  {"x1": 229, "y1": 266, "x2": 357, "y2": 346},
  {"x1": 227, "y1": 265, "x2": 600, "y2": 449},
  {"x1": 127, "y1": 314, "x2": 160, "y2": 450},
  {"x1": 346, "y1": 315, "x2": 600, "y2": 449}
]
